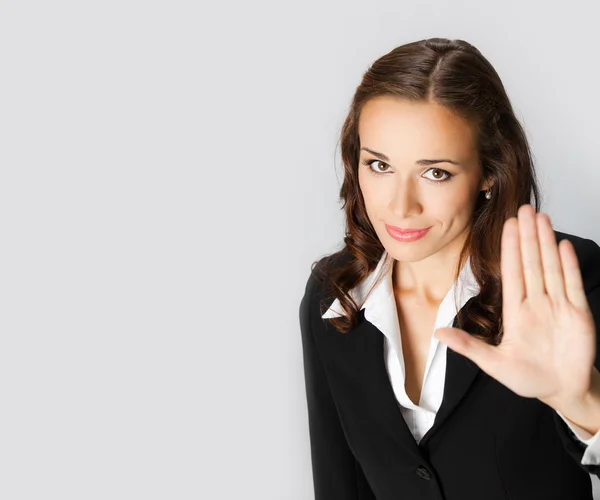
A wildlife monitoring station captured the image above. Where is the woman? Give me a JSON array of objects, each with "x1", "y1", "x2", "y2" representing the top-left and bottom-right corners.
[{"x1": 299, "y1": 37, "x2": 600, "y2": 499}]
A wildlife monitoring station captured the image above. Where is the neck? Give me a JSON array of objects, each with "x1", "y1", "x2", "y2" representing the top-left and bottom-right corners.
[{"x1": 392, "y1": 232, "x2": 469, "y2": 305}]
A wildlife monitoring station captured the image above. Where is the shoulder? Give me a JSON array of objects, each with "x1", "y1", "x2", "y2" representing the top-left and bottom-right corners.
[
  {"x1": 301, "y1": 249, "x2": 353, "y2": 316},
  {"x1": 554, "y1": 230, "x2": 600, "y2": 291},
  {"x1": 305, "y1": 249, "x2": 352, "y2": 290}
]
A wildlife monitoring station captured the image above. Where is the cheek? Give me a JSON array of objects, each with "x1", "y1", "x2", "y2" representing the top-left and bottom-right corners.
[
  {"x1": 359, "y1": 179, "x2": 390, "y2": 228},
  {"x1": 428, "y1": 184, "x2": 476, "y2": 218},
  {"x1": 358, "y1": 172, "x2": 378, "y2": 208}
]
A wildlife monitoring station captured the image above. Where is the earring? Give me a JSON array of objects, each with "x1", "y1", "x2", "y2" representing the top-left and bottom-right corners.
[{"x1": 485, "y1": 189, "x2": 492, "y2": 199}]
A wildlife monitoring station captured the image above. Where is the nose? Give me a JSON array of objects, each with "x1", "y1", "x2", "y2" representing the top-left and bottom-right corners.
[{"x1": 388, "y1": 177, "x2": 422, "y2": 220}]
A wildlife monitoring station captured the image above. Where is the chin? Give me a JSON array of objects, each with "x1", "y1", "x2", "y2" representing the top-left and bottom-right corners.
[{"x1": 384, "y1": 244, "x2": 439, "y2": 263}]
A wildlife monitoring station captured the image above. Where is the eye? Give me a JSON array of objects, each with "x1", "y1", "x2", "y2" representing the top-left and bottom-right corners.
[
  {"x1": 361, "y1": 159, "x2": 454, "y2": 183},
  {"x1": 422, "y1": 168, "x2": 453, "y2": 182},
  {"x1": 362, "y1": 159, "x2": 391, "y2": 174}
]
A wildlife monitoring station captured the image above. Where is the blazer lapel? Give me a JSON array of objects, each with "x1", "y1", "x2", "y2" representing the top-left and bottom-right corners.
[
  {"x1": 319, "y1": 252, "x2": 484, "y2": 458},
  {"x1": 345, "y1": 315, "x2": 425, "y2": 462},
  {"x1": 338, "y1": 308, "x2": 482, "y2": 457},
  {"x1": 419, "y1": 314, "x2": 482, "y2": 446}
]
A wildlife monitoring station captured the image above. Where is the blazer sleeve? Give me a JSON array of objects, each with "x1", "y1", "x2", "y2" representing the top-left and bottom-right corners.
[
  {"x1": 299, "y1": 264, "x2": 376, "y2": 500},
  {"x1": 554, "y1": 409, "x2": 600, "y2": 465},
  {"x1": 552, "y1": 236, "x2": 600, "y2": 478}
]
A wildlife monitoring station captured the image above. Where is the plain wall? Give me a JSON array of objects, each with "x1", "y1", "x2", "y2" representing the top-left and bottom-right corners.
[{"x1": 0, "y1": 0, "x2": 599, "y2": 498}]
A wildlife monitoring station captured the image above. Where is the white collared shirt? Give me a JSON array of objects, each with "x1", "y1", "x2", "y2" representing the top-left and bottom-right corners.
[{"x1": 322, "y1": 249, "x2": 600, "y2": 465}]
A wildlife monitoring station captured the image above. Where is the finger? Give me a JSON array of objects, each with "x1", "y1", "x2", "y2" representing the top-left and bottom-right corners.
[
  {"x1": 518, "y1": 204, "x2": 546, "y2": 299},
  {"x1": 501, "y1": 216, "x2": 525, "y2": 317},
  {"x1": 536, "y1": 213, "x2": 566, "y2": 305},
  {"x1": 435, "y1": 327, "x2": 501, "y2": 373},
  {"x1": 558, "y1": 239, "x2": 588, "y2": 311}
]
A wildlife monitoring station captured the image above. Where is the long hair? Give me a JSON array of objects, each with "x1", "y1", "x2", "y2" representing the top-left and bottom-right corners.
[{"x1": 312, "y1": 37, "x2": 542, "y2": 346}]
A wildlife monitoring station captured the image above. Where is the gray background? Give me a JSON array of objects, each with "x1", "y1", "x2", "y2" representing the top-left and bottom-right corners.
[{"x1": 1, "y1": 0, "x2": 599, "y2": 498}]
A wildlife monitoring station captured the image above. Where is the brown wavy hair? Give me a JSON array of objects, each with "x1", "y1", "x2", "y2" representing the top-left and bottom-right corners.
[{"x1": 312, "y1": 37, "x2": 542, "y2": 346}]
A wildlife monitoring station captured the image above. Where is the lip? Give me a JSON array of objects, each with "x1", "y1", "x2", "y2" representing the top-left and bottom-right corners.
[{"x1": 385, "y1": 224, "x2": 431, "y2": 242}]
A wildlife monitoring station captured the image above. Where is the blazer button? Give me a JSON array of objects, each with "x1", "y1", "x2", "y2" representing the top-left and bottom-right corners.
[{"x1": 416, "y1": 466, "x2": 431, "y2": 480}]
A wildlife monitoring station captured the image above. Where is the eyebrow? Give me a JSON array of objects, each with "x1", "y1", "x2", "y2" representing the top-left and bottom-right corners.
[{"x1": 360, "y1": 147, "x2": 460, "y2": 166}]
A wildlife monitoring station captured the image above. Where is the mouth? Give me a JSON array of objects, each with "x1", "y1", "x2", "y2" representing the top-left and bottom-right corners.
[{"x1": 385, "y1": 224, "x2": 432, "y2": 242}]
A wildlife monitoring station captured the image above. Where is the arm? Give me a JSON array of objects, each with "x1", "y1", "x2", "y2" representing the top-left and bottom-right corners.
[
  {"x1": 299, "y1": 265, "x2": 376, "y2": 500},
  {"x1": 555, "y1": 409, "x2": 600, "y2": 466}
]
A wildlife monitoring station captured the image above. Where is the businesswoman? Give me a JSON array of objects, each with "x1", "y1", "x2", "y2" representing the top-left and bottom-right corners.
[{"x1": 299, "y1": 37, "x2": 600, "y2": 499}]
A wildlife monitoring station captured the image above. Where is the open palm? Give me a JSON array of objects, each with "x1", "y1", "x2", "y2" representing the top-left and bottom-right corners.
[{"x1": 435, "y1": 204, "x2": 597, "y2": 405}]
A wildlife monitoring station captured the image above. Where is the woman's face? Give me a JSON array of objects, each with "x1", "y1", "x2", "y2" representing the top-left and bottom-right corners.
[{"x1": 357, "y1": 96, "x2": 491, "y2": 263}]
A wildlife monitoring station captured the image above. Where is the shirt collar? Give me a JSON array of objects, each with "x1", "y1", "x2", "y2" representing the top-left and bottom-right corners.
[{"x1": 321, "y1": 250, "x2": 481, "y2": 357}]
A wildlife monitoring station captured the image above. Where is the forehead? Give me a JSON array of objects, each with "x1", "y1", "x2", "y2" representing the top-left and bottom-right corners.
[{"x1": 358, "y1": 96, "x2": 478, "y2": 158}]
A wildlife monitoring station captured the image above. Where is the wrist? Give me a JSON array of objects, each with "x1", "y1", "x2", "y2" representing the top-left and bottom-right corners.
[{"x1": 548, "y1": 367, "x2": 600, "y2": 436}]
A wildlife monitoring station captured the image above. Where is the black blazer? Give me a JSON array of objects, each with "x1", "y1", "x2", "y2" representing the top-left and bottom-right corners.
[{"x1": 299, "y1": 230, "x2": 600, "y2": 500}]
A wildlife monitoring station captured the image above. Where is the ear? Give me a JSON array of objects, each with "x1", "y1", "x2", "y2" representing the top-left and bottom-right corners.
[{"x1": 480, "y1": 177, "x2": 494, "y2": 192}]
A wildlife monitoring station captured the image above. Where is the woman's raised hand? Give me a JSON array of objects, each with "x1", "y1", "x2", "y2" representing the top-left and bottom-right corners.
[{"x1": 434, "y1": 203, "x2": 597, "y2": 408}]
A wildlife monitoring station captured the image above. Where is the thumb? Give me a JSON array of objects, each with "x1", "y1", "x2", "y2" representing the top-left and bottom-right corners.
[
  {"x1": 435, "y1": 327, "x2": 498, "y2": 371},
  {"x1": 434, "y1": 327, "x2": 472, "y2": 352}
]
